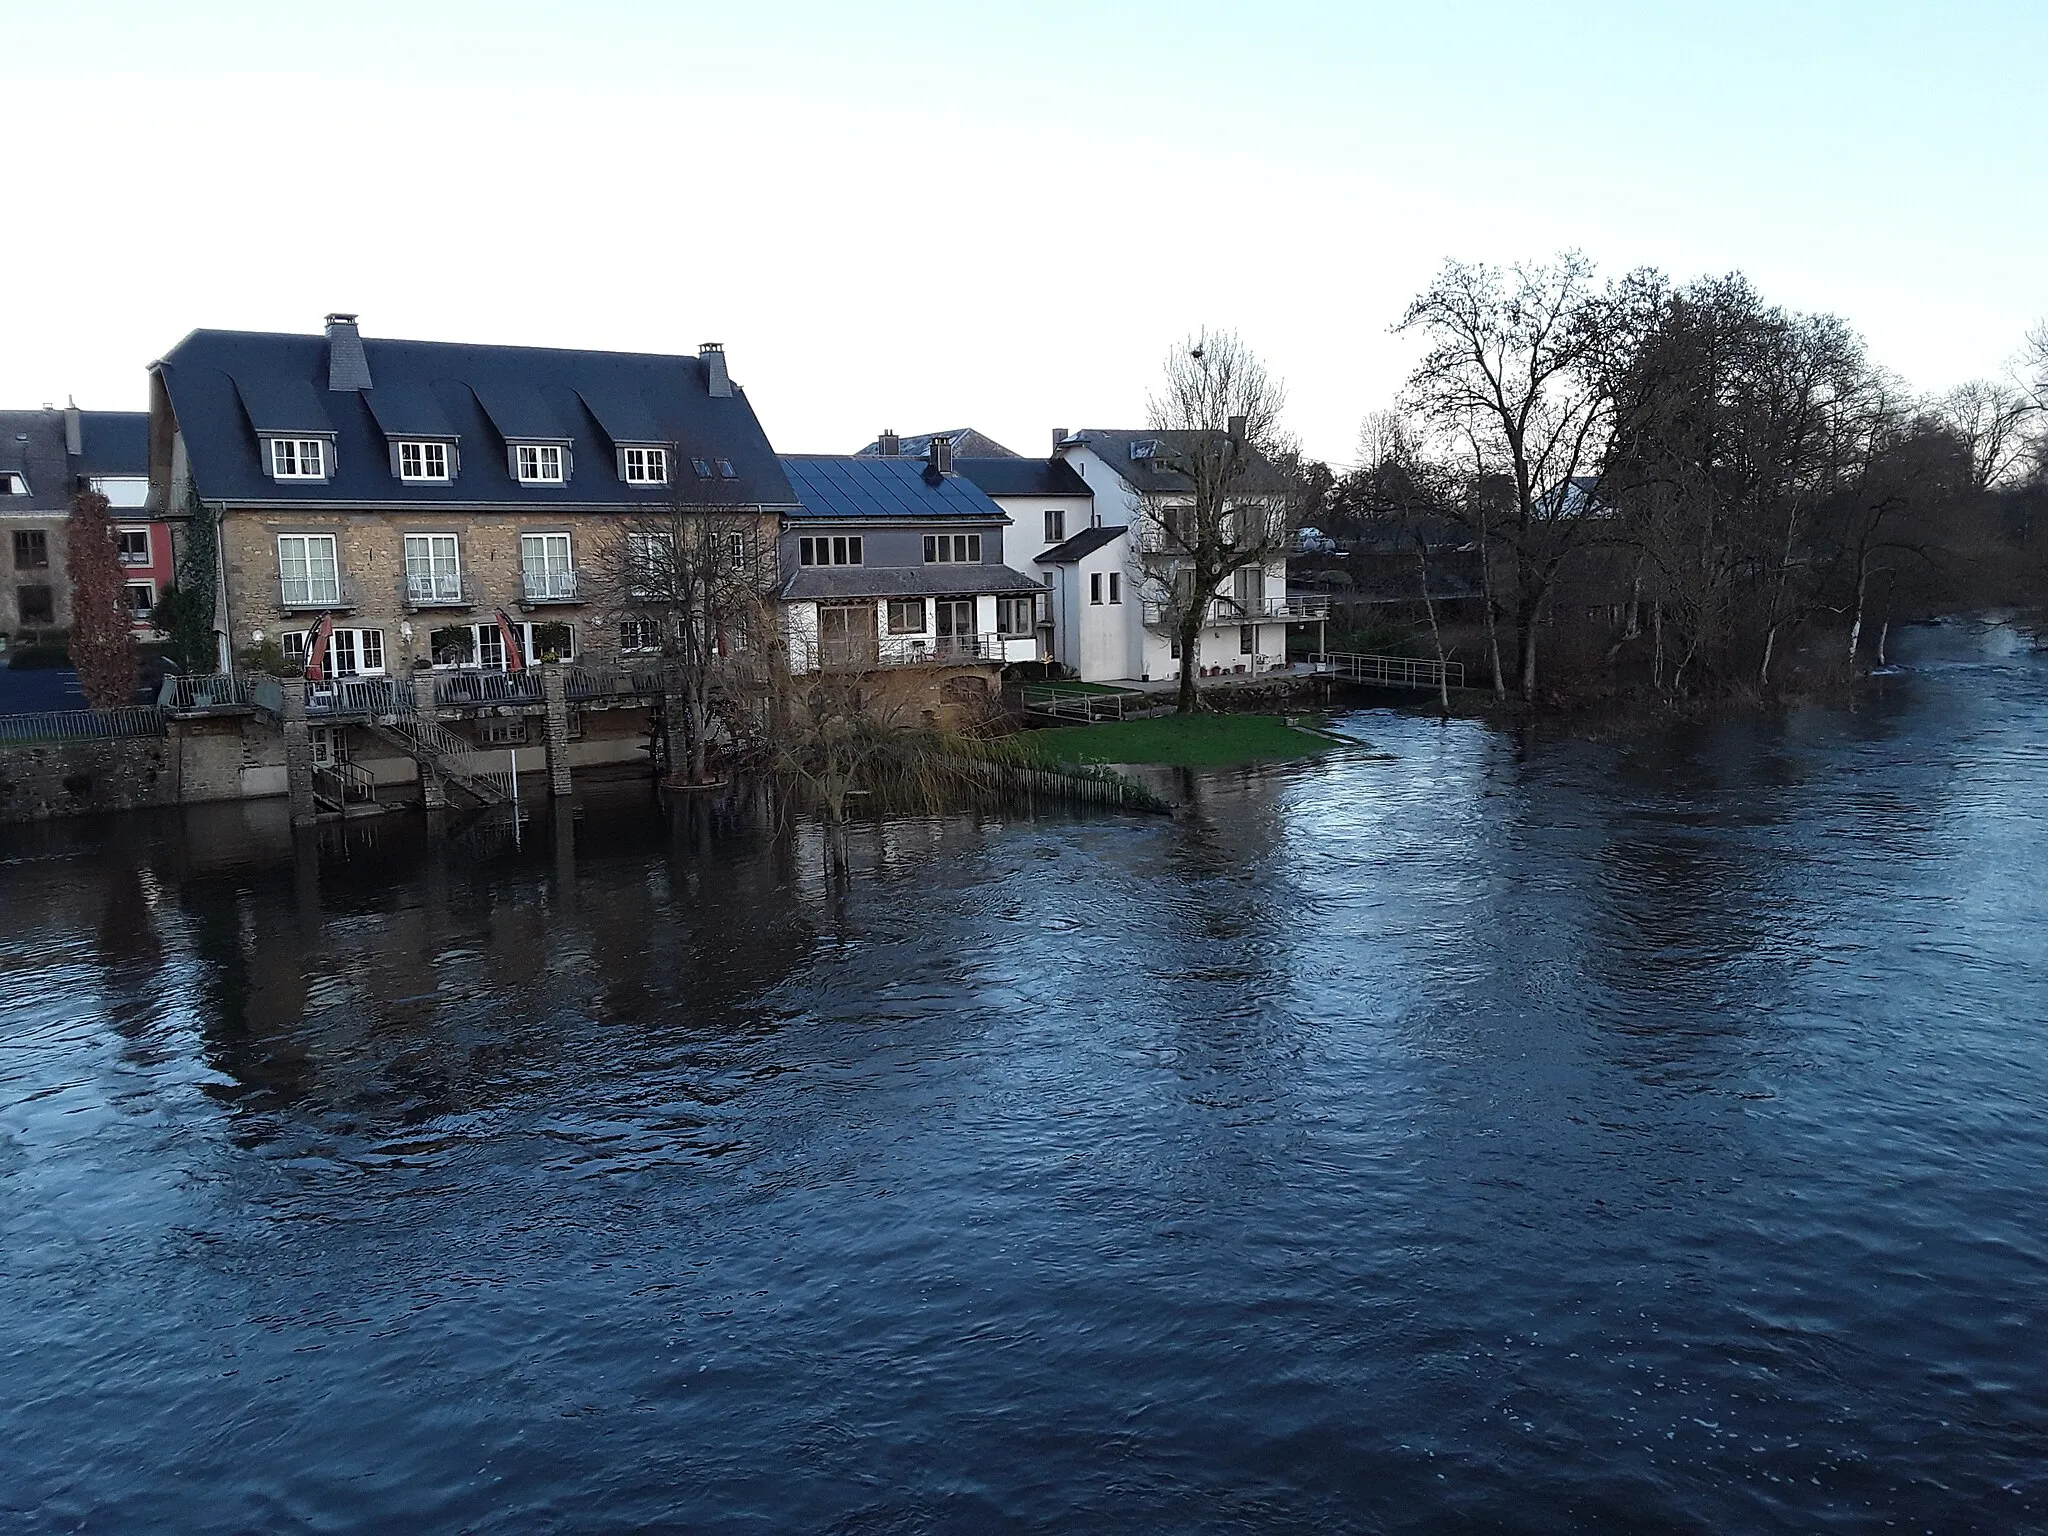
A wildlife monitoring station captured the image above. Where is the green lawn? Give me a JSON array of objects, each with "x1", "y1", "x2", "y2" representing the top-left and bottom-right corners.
[{"x1": 1022, "y1": 712, "x2": 1337, "y2": 768}]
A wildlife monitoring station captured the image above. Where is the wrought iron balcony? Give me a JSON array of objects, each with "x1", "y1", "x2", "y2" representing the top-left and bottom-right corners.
[
  {"x1": 403, "y1": 571, "x2": 474, "y2": 610},
  {"x1": 520, "y1": 569, "x2": 581, "y2": 605},
  {"x1": 278, "y1": 571, "x2": 355, "y2": 611}
]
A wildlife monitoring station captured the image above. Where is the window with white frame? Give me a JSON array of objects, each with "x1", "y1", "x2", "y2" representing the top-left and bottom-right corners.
[
  {"x1": 277, "y1": 533, "x2": 341, "y2": 606},
  {"x1": 478, "y1": 719, "x2": 529, "y2": 746},
  {"x1": 403, "y1": 533, "x2": 463, "y2": 603},
  {"x1": 123, "y1": 582, "x2": 156, "y2": 620},
  {"x1": 996, "y1": 595, "x2": 1035, "y2": 636},
  {"x1": 515, "y1": 443, "x2": 565, "y2": 483},
  {"x1": 520, "y1": 532, "x2": 575, "y2": 600},
  {"x1": 797, "y1": 534, "x2": 862, "y2": 567},
  {"x1": 619, "y1": 617, "x2": 660, "y2": 653},
  {"x1": 282, "y1": 627, "x2": 384, "y2": 675},
  {"x1": 0, "y1": 471, "x2": 27, "y2": 496},
  {"x1": 397, "y1": 440, "x2": 451, "y2": 482},
  {"x1": 886, "y1": 598, "x2": 926, "y2": 635},
  {"x1": 116, "y1": 528, "x2": 150, "y2": 566},
  {"x1": 922, "y1": 532, "x2": 982, "y2": 564},
  {"x1": 622, "y1": 447, "x2": 668, "y2": 484},
  {"x1": 1043, "y1": 508, "x2": 1065, "y2": 544},
  {"x1": 515, "y1": 620, "x2": 575, "y2": 663},
  {"x1": 715, "y1": 530, "x2": 745, "y2": 570},
  {"x1": 270, "y1": 438, "x2": 327, "y2": 479}
]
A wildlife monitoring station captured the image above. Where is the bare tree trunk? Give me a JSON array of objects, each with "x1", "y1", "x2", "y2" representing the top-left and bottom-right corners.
[
  {"x1": 1518, "y1": 592, "x2": 1540, "y2": 703},
  {"x1": 1415, "y1": 532, "x2": 1450, "y2": 717},
  {"x1": 1877, "y1": 619, "x2": 1889, "y2": 666},
  {"x1": 1652, "y1": 599, "x2": 1664, "y2": 691},
  {"x1": 1176, "y1": 609, "x2": 1201, "y2": 713},
  {"x1": 1478, "y1": 516, "x2": 1507, "y2": 701}
]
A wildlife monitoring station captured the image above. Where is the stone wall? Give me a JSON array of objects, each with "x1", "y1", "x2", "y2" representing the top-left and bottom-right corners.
[{"x1": 0, "y1": 714, "x2": 289, "y2": 824}]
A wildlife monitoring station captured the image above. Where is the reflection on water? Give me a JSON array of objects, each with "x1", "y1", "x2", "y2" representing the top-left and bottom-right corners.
[{"x1": 3, "y1": 622, "x2": 2046, "y2": 1532}]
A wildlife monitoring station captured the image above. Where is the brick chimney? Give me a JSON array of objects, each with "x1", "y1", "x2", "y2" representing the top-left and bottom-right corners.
[
  {"x1": 325, "y1": 313, "x2": 372, "y2": 391},
  {"x1": 700, "y1": 342, "x2": 731, "y2": 398},
  {"x1": 928, "y1": 434, "x2": 954, "y2": 475},
  {"x1": 1051, "y1": 426, "x2": 1068, "y2": 453}
]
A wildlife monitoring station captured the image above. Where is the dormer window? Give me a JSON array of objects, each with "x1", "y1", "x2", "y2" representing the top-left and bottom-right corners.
[
  {"x1": 622, "y1": 447, "x2": 668, "y2": 485},
  {"x1": 516, "y1": 444, "x2": 565, "y2": 484},
  {"x1": 396, "y1": 441, "x2": 451, "y2": 482},
  {"x1": 271, "y1": 438, "x2": 327, "y2": 479}
]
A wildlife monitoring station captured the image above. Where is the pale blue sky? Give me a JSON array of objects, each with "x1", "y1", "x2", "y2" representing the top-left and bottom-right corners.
[{"x1": 7, "y1": 0, "x2": 2041, "y2": 461}]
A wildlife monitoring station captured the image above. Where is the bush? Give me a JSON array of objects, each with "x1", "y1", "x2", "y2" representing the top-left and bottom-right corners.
[
  {"x1": 1002, "y1": 659, "x2": 1076, "y2": 683},
  {"x1": 236, "y1": 639, "x2": 296, "y2": 677}
]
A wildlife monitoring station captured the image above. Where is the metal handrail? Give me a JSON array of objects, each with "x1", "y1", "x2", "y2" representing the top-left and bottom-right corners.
[
  {"x1": 1311, "y1": 652, "x2": 1465, "y2": 690},
  {"x1": 160, "y1": 673, "x2": 248, "y2": 712},
  {"x1": 306, "y1": 676, "x2": 417, "y2": 718},
  {"x1": 0, "y1": 706, "x2": 165, "y2": 743},
  {"x1": 520, "y1": 569, "x2": 580, "y2": 603},
  {"x1": 403, "y1": 572, "x2": 473, "y2": 609}
]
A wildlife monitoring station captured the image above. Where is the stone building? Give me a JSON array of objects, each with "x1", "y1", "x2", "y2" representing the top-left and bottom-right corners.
[
  {"x1": 2, "y1": 405, "x2": 160, "y2": 646},
  {"x1": 147, "y1": 315, "x2": 798, "y2": 804}
]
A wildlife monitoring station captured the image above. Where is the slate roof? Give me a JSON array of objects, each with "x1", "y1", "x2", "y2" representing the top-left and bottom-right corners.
[
  {"x1": 781, "y1": 564, "x2": 1047, "y2": 602},
  {"x1": 779, "y1": 454, "x2": 1009, "y2": 523},
  {"x1": 0, "y1": 409, "x2": 149, "y2": 512},
  {"x1": 76, "y1": 412, "x2": 148, "y2": 477},
  {"x1": 155, "y1": 328, "x2": 797, "y2": 511},
  {"x1": 0, "y1": 412, "x2": 71, "y2": 513},
  {"x1": 1038, "y1": 525, "x2": 1126, "y2": 564},
  {"x1": 952, "y1": 456, "x2": 1091, "y2": 498},
  {"x1": 1069, "y1": 428, "x2": 1294, "y2": 496},
  {"x1": 855, "y1": 428, "x2": 1019, "y2": 459}
]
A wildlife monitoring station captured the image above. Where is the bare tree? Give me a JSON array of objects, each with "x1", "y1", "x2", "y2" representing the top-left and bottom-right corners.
[
  {"x1": 1398, "y1": 253, "x2": 1655, "y2": 700},
  {"x1": 593, "y1": 503, "x2": 780, "y2": 784},
  {"x1": 1136, "y1": 329, "x2": 1296, "y2": 713},
  {"x1": 1937, "y1": 379, "x2": 2039, "y2": 493}
]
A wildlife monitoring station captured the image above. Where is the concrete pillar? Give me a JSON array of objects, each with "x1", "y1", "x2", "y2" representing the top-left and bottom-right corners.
[
  {"x1": 414, "y1": 669, "x2": 448, "y2": 811},
  {"x1": 282, "y1": 677, "x2": 316, "y2": 826},
  {"x1": 541, "y1": 662, "x2": 574, "y2": 798}
]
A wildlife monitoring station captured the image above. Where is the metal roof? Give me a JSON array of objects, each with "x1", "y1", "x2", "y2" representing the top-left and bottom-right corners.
[
  {"x1": 1069, "y1": 428, "x2": 1295, "y2": 496},
  {"x1": 157, "y1": 328, "x2": 797, "y2": 511},
  {"x1": 1038, "y1": 525, "x2": 1126, "y2": 564},
  {"x1": 855, "y1": 427, "x2": 1019, "y2": 459},
  {"x1": 781, "y1": 564, "x2": 1046, "y2": 602},
  {"x1": 779, "y1": 454, "x2": 1009, "y2": 522},
  {"x1": 77, "y1": 412, "x2": 148, "y2": 476},
  {"x1": 952, "y1": 456, "x2": 1092, "y2": 498}
]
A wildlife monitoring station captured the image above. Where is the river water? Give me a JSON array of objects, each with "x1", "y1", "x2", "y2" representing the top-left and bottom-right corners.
[{"x1": 3, "y1": 623, "x2": 2045, "y2": 1533}]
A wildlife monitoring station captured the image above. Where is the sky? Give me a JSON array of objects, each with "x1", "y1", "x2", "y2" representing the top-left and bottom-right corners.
[{"x1": 5, "y1": 0, "x2": 2043, "y2": 465}]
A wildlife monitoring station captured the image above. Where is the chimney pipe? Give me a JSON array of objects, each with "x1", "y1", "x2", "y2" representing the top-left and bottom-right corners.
[
  {"x1": 929, "y1": 434, "x2": 954, "y2": 476},
  {"x1": 1227, "y1": 413, "x2": 1247, "y2": 448},
  {"x1": 700, "y1": 342, "x2": 731, "y2": 398},
  {"x1": 877, "y1": 429, "x2": 900, "y2": 457},
  {"x1": 64, "y1": 398, "x2": 82, "y2": 457},
  {"x1": 325, "y1": 313, "x2": 372, "y2": 391},
  {"x1": 1051, "y1": 426, "x2": 1068, "y2": 453}
]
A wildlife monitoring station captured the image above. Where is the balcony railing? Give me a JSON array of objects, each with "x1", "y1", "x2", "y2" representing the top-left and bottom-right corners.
[
  {"x1": 307, "y1": 676, "x2": 417, "y2": 718},
  {"x1": 403, "y1": 572, "x2": 474, "y2": 609},
  {"x1": 796, "y1": 631, "x2": 1008, "y2": 672},
  {"x1": 1141, "y1": 593, "x2": 1330, "y2": 627},
  {"x1": 520, "y1": 569, "x2": 581, "y2": 604},
  {"x1": 279, "y1": 572, "x2": 355, "y2": 611},
  {"x1": 433, "y1": 669, "x2": 545, "y2": 707}
]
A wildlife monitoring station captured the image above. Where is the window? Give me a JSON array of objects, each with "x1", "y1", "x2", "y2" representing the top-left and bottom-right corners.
[
  {"x1": 1090, "y1": 572, "x2": 1103, "y2": 605},
  {"x1": 94, "y1": 476, "x2": 148, "y2": 509},
  {"x1": 619, "y1": 617, "x2": 660, "y2": 653},
  {"x1": 517, "y1": 621, "x2": 575, "y2": 663},
  {"x1": 1240, "y1": 624, "x2": 1256, "y2": 655},
  {"x1": 623, "y1": 447, "x2": 668, "y2": 485},
  {"x1": 18, "y1": 584, "x2": 54, "y2": 624},
  {"x1": 718, "y1": 459, "x2": 737, "y2": 479},
  {"x1": 327, "y1": 627, "x2": 386, "y2": 676},
  {"x1": 428, "y1": 623, "x2": 515, "y2": 669},
  {"x1": 281, "y1": 630, "x2": 309, "y2": 665},
  {"x1": 520, "y1": 533, "x2": 576, "y2": 601},
  {"x1": 478, "y1": 719, "x2": 528, "y2": 746},
  {"x1": 1108, "y1": 572, "x2": 1121, "y2": 604},
  {"x1": 713, "y1": 531, "x2": 746, "y2": 571},
  {"x1": 515, "y1": 444, "x2": 565, "y2": 483},
  {"x1": 692, "y1": 457, "x2": 713, "y2": 478},
  {"x1": 116, "y1": 528, "x2": 150, "y2": 566},
  {"x1": 404, "y1": 533, "x2": 463, "y2": 604},
  {"x1": 397, "y1": 441, "x2": 451, "y2": 482},
  {"x1": 797, "y1": 535, "x2": 862, "y2": 567},
  {"x1": 123, "y1": 582, "x2": 156, "y2": 620},
  {"x1": 13, "y1": 529, "x2": 48, "y2": 569},
  {"x1": 922, "y1": 533, "x2": 982, "y2": 564},
  {"x1": 1162, "y1": 505, "x2": 1195, "y2": 545},
  {"x1": 277, "y1": 533, "x2": 341, "y2": 606},
  {"x1": 0, "y1": 472, "x2": 26, "y2": 496},
  {"x1": 886, "y1": 598, "x2": 926, "y2": 635},
  {"x1": 270, "y1": 438, "x2": 327, "y2": 479},
  {"x1": 1043, "y1": 509, "x2": 1065, "y2": 544},
  {"x1": 996, "y1": 595, "x2": 1035, "y2": 636}
]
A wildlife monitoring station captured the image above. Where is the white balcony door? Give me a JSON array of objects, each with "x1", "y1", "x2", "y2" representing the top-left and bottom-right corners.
[
  {"x1": 1232, "y1": 565, "x2": 1265, "y2": 613},
  {"x1": 405, "y1": 534, "x2": 461, "y2": 602},
  {"x1": 521, "y1": 533, "x2": 574, "y2": 599}
]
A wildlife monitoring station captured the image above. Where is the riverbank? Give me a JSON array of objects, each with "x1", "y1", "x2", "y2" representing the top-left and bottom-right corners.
[{"x1": 1021, "y1": 712, "x2": 1338, "y2": 768}]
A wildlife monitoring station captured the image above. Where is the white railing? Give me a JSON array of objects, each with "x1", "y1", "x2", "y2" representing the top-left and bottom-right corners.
[
  {"x1": 1142, "y1": 593, "x2": 1330, "y2": 627},
  {"x1": 1019, "y1": 685, "x2": 1134, "y2": 722},
  {"x1": 796, "y1": 632, "x2": 1008, "y2": 672},
  {"x1": 160, "y1": 673, "x2": 249, "y2": 712},
  {"x1": 520, "y1": 569, "x2": 580, "y2": 603},
  {"x1": 1311, "y1": 652, "x2": 1465, "y2": 691},
  {"x1": 279, "y1": 572, "x2": 353, "y2": 610},
  {"x1": 404, "y1": 572, "x2": 471, "y2": 608},
  {"x1": 307, "y1": 676, "x2": 417, "y2": 717}
]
